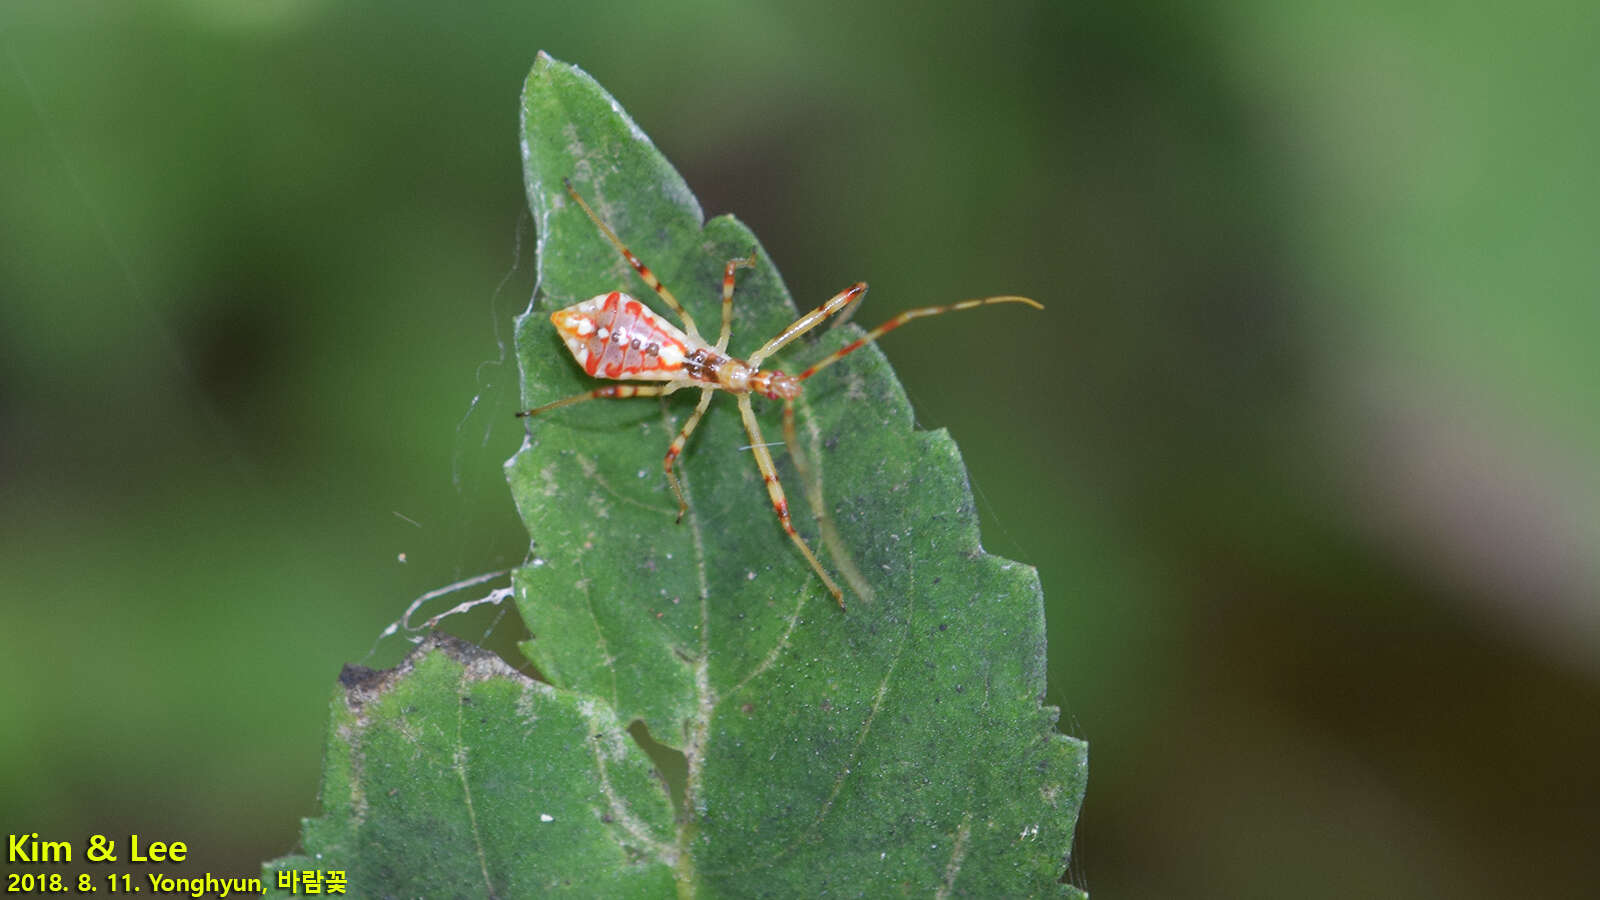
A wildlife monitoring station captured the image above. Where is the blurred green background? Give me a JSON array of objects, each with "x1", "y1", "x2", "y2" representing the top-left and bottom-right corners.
[{"x1": 3, "y1": 1, "x2": 1596, "y2": 897}]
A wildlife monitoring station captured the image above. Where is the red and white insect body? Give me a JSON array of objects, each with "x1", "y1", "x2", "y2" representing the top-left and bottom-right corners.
[
  {"x1": 552, "y1": 292, "x2": 691, "y2": 380},
  {"x1": 521, "y1": 179, "x2": 1041, "y2": 608}
]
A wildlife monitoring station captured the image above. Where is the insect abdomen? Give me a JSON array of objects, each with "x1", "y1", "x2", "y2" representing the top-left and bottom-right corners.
[{"x1": 551, "y1": 292, "x2": 691, "y2": 380}]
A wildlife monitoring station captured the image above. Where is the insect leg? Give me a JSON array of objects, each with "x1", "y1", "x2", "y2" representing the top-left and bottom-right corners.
[
  {"x1": 797, "y1": 295, "x2": 1041, "y2": 382},
  {"x1": 747, "y1": 283, "x2": 868, "y2": 368},
  {"x1": 783, "y1": 397, "x2": 876, "y2": 605},
  {"x1": 663, "y1": 388, "x2": 715, "y2": 523},
  {"x1": 515, "y1": 382, "x2": 680, "y2": 419},
  {"x1": 717, "y1": 251, "x2": 759, "y2": 352},
  {"x1": 737, "y1": 394, "x2": 844, "y2": 607},
  {"x1": 564, "y1": 178, "x2": 704, "y2": 341},
  {"x1": 781, "y1": 399, "x2": 808, "y2": 489}
]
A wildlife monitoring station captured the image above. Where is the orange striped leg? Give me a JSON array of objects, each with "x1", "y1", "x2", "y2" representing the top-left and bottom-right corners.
[
  {"x1": 663, "y1": 388, "x2": 715, "y2": 522},
  {"x1": 798, "y1": 295, "x2": 1041, "y2": 381},
  {"x1": 564, "y1": 178, "x2": 703, "y2": 341},
  {"x1": 736, "y1": 394, "x2": 844, "y2": 607},
  {"x1": 747, "y1": 282, "x2": 869, "y2": 367},
  {"x1": 716, "y1": 251, "x2": 759, "y2": 352},
  {"x1": 515, "y1": 383, "x2": 680, "y2": 419}
]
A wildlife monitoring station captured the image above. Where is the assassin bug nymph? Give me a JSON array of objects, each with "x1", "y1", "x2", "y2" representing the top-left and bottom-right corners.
[{"x1": 518, "y1": 179, "x2": 1041, "y2": 608}]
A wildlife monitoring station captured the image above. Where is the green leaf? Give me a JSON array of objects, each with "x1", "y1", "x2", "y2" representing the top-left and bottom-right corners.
[
  {"x1": 268, "y1": 53, "x2": 1085, "y2": 898},
  {"x1": 265, "y1": 635, "x2": 676, "y2": 896}
]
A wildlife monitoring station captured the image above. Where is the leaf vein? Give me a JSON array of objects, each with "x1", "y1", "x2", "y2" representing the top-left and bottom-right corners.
[
  {"x1": 575, "y1": 698, "x2": 678, "y2": 866},
  {"x1": 576, "y1": 451, "x2": 677, "y2": 517},
  {"x1": 934, "y1": 811, "x2": 974, "y2": 899},
  {"x1": 667, "y1": 400, "x2": 711, "y2": 894},
  {"x1": 454, "y1": 670, "x2": 497, "y2": 899},
  {"x1": 723, "y1": 579, "x2": 808, "y2": 702},
  {"x1": 717, "y1": 563, "x2": 916, "y2": 875},
  {"x1": 575, "y1": 556, "x2": 621, "y2": 711}
]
